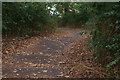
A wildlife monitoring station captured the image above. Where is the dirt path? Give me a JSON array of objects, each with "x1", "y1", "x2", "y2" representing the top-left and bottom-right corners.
[{"x1": 2, "y1": 28, "x2": 107, "y2": 78}]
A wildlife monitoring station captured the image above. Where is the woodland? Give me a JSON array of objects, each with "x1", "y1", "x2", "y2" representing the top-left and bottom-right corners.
[{"x1": 2, "y1": 2, "x2": 120, "y2": 79}]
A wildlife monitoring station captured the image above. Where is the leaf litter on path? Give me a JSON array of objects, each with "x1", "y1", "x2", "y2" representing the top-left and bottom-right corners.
[{"x1": 2, "y1": 28, "x2": 108, "y2": 78}]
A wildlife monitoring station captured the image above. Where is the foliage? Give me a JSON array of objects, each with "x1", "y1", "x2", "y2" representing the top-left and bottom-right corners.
[
  {"x1": 2, "y1": 2, "x2": 120, "y2": 77},
  {"x1": 2, "y1": 2, "x2": 57, "y2": 37},
  {"x1": 79, "y1": 31, "x2": 90, "y2": 35},
  {"x1": 54, "y1": 3, "x2": 90, "y2": 27},
  {"x1": 90, "y1": 3, "x2": 120, "y2": 78}
]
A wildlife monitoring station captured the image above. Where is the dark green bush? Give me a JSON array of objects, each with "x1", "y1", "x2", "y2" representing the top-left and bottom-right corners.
[
  {"x1": 2, "y1": 2, "x2": 57, "y2": 37},
  {"x1": 91, "y1": 3, "x2": 120, "y2": 70}
]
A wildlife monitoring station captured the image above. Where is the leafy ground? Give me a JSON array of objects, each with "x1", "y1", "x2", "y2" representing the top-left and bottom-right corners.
[{"x1": 2, "y1": 28, "x2": 108, "y2": 78}]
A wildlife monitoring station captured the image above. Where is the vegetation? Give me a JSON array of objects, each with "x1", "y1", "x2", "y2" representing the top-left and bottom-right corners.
[
  {"x1": 88, "y1": 3, "x2": 120, "y2": 78},
  {"x1": 2, "y1": 2, "x2": 120, "y2": 78},
  {"x1": 2, "y1": 2, "x2": 57, "y2": 37}
]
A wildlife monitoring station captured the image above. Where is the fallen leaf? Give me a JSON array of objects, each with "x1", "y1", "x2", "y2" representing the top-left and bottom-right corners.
[
  {"x1": 57, "y1": 74, "x2": 63, "y2": 77},
  {"x1": 59, "y1": 62, "x2": 66, "y2": 64},
  {"x1": 64, "y1": 76, "x2": 70, "y2": 78},
  {"x1": 42, "y1": 70, "x2": 48, "y2": 72},
  {"x1": 33, "y1": 73, "x2": 37, "y2": 76},
  {"x1": 39, "y1": 52, "x2": 43, "y2": 55},
  {"x1": 5, "y1": 51, "x2": 9, "y2": 53}
]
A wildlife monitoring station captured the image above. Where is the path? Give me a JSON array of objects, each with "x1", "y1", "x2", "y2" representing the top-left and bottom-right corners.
[
  {"x1": 2, "y1": 28, "x2": 82, "y2": 78},
  {"x1": 2, "y1": 28, "x2": 107, "y2": 78}
]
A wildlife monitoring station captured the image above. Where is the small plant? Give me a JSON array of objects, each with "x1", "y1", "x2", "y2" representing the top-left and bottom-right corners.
[{"x1": 79, "y1": 31, "x2": 90, "y2": 35}]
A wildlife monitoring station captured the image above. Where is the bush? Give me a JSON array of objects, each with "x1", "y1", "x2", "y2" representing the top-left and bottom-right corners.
[
  {"x1": 91, "y1": 3, "x2": 120, "y2": 71},
  {"x1": 2, "y1": 2, "x2": 57, "y2": 37}
]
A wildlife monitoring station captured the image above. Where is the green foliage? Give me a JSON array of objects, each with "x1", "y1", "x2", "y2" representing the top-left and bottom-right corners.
[
  {"x1": 2, "y1": 3, "x2": 120, "y2": 77},
  {"x1": 70, "y1": 2, "x2": 120, "y2": 77},
  {"x1": 79, "y1": 31, "x2": 90, "y2": 35},
  {"x1": 91, "y1": 3, "x2": 120, "y2": 71},
  {"x1": 2, "y1": 2, "x2": 57, "y2": 36},
  {"x1": 55, "y1": 3, "x2": 90, "y2": 27},
  {"x1": 106, "y1": 57, "x2": 120, "y2": 68}
]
